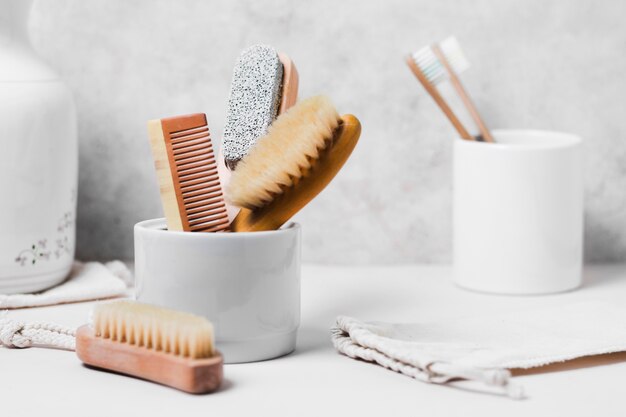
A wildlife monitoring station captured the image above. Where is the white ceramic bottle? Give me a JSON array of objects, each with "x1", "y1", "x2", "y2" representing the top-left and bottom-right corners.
[{"x1": 0, "y1": 0, "x2": 78, "y2": 294}]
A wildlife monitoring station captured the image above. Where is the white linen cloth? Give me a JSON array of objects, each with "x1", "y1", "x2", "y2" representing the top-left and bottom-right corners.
[
  {"x1": 332, "y1": 301, "x2": 626, "y2": 399},
  {"x1": 0, "y1": 261, "x2": 130, "y2": 309}
]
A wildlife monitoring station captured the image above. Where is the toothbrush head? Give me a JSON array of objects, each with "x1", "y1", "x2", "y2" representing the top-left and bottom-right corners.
[
  {"x1": 439, "y1": 36, "x2": 470, "y2": 74},
  {"x1": 222, "y1": 44, "x2": 284, "y2": 171},
  {"x1": 411, "y1": 36, "x2": 470, "y2": 85}
]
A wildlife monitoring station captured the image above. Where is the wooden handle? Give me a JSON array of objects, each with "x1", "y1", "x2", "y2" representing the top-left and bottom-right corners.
[
  {"x1": 405, "y1": 56, "x2": 473, "y2": 141},
  {"x1": 278, "y1": 53, "x2": 299, "y2": 114},
  {"x1": 432, "y1": 45, "x2": 494, "y2": 143},
  {"x1": 76, "y1": 326, "x2": 223, "y2": 394},
  {"x1": 231, "y1": 114, "x2": 361, "y2": 232}
]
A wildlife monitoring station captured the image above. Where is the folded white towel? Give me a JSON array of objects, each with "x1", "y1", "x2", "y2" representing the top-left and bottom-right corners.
[
  {"x1": 332, "y1": 301, "x2": 626, "y2": 399},
  {"x1": 0, "y1": 261, "x2": 130, "y2": 309}
]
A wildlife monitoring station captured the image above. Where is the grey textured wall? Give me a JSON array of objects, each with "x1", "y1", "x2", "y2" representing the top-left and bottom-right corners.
[{"x1": 30, "y1": 0, "x2": 626, "y2": 263}]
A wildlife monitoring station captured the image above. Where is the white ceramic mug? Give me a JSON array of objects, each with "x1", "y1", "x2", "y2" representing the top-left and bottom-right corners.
[
  {"x1": 134, "y1": 219, "x2": 301, "y2": 363},
  {"x1": 453, "y1": 130, "x2": 583, "y2": 295}
]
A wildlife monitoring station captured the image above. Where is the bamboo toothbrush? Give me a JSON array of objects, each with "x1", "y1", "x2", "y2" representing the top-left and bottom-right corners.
[
  {"x1": 75, "y1": 301, "x2": 223, "y2": 394},
  {"x1": 435, "y1": 36, "x2": 494, "y2": 142},
  {"x1": 406, "y1": 50, "x2": 473, "y2": 140},
  {"x1": 407, "y1": 37, "x2": 494, "y2": 142},
  {"x1": 226, "y1": 96, "x2": 360, "y2": 232},
  {"x1": 147, "y1": 113, "x2": 230, "y2": 232}
]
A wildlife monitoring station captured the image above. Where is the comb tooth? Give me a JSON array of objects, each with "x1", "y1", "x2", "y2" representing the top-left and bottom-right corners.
[
  {"x1": 177, "y1": 160, "x2": 216, "y2": 174},
  {"x1": 170, "y1": 125, "x2": 208, "y2": 138},
  {"x1": 180, "y1": 179, "x2": 220, "y2": 193},
  {"x1": 184, "y1": 198, "x2": 225, "y2": 211},
  {"x1": 173, "y1": 153, "x2": 214, "y2": 166},
  {"x1": 188, "y1": 206, "x2": 228, "y2": 217},
  {"x1": 172, "y1": 142, "x2": 212, "y2": 156},
  {"x1": 182, "y1": 187, "x2": 223, "y2": 201},
  {"x1": 172, "y1": 137, "x2": 211, "y2": 151},
  {"x1": 178, "y1": 166, "x2": 217, "y2": 180},
  {"x1": 148, "y1": 114, "x2": 230, "y2": 233},
  {"x1": 188, "y1": 214, "x2": 229, "y2": 225},
  {"x1": 179, "y1": 172, "x2": 219, "y2": 184}
]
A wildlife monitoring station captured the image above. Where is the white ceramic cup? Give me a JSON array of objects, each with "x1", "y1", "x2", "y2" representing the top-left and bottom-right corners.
[
  {"x1": 134, "y1": 219, "x2": 301, "y2": 363},
  {"x1": 453, "y1": 130, "x2": 583, "y2": 295}
]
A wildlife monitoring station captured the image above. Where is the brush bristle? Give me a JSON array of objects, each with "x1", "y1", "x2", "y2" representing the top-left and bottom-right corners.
[
  {"x1": 92, "y1": 301, "x2": 215, "y2": 359},
  {"x1": 226, "y1": 95, "x2": 340, "y2": 209},
  {"x1": 412, "y1": 46, "x2": 446, "y2": 84},
  {"x1": 439, "y1": 36, "x2": 470, "y2": 74},
  {"x1": 412, "y1": 36, "x2": 469, "y2": 85},
  {"x1": 223, "y1": 44, "x2": 284, "y2": 170}
]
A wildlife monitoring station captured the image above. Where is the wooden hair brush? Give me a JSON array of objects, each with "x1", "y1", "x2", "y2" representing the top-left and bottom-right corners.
[
  {"x1": 226, "y1": 96, "x2": 360, "y2": 232},
  {"x1": 147, "y1": 113, "x2": 230, "y2": 232},
  {"x1": 75, "y1": 301, "x2": 223, "y2": 394}
]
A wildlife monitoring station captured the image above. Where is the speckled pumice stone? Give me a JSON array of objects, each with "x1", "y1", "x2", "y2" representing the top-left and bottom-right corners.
[{"x1": 222, "y1": 44, "x2": 284, "y2": 170}]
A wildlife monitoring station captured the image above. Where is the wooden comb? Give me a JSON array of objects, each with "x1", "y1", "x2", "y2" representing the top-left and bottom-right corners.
[{"x1": 147, "y1": 114, "x2": 229, "y2": 232}]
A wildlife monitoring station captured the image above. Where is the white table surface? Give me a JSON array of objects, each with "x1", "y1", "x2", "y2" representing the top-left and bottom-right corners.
[{"x1": 3, "y1": 264, "x2": 626, "y2": 416}]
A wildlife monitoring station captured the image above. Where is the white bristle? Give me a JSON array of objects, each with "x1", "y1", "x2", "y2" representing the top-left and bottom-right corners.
[
  {"x1": 439, "y1": 36, "x2": 470, "y2": 74},
  {"x1": 412, "y1": 46, "x2": 447, "y2": 84},
  {"x1": 412, "y1": 36, "x2": 470, "y2": 85},
  {"x1": 91, "y1": 301, "x2": 215, "y2": 359}
]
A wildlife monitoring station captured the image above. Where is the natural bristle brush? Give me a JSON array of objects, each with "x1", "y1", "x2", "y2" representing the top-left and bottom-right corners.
[
  {"x1": 407, "y1": 36, "x2": 494, "y2": 142},
  {"x1": 222, "y1": 44, "x2": 299, "y2": 170},
  {"x1": 147, "y1": 113, "x2": 230, "y2": 232},
  {"x1": 75, "y1": 301, "x2": 223, "y2": 394},
  {"x1": 226, "y1": 95, "x2": 360, "y2": 232}
]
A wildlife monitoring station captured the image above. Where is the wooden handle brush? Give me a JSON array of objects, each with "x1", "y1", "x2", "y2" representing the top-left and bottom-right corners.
[
  {"x1": 76, "y1": 301, "x2": 223, "y2": 394},
  {"x1": 226, "y1": 96, "x2": 360, "y2": 232}
]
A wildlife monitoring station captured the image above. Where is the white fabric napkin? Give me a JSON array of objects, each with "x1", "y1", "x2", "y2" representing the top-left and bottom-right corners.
[
  {"x1": 332, "y1": 301, "x2": 626, "y2": 399},
  {"x1": 0, "y1": 261, "x2": 131, "y2": 309}
]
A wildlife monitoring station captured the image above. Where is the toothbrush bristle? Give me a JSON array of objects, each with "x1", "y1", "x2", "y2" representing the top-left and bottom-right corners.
[
  {"x1": 439, "y1": 36, "x2": 470, "y2": 74},
  {"x1": 412, "y1": 46, "x2": 447, "y2": 85},
  {"x1": 412, "y1": 36, "x2": 470, "y2": 85}
]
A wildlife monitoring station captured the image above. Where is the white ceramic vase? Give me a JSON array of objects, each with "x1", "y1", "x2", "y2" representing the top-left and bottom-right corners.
[{"x1": 0, "y1": 0, "x2": 78, "y2": 294}]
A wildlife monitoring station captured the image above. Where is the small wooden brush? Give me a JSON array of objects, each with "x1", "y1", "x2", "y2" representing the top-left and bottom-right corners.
[
  {"x1": 147, "y1": 113, "x2": 230, "y2": 232},
  {"x1": 75, "y1": 301, "x2": 223, "y2": 394},
  {"x1": 226, "y1": 96, "x2": 360, "y2": 232}
]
